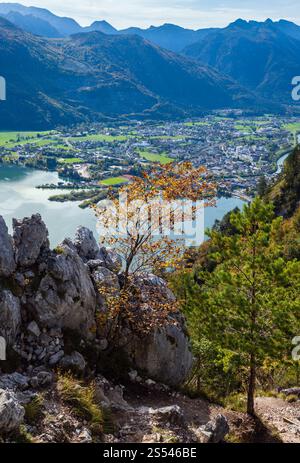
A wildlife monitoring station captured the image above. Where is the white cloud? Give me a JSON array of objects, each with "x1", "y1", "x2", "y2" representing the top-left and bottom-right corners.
[{"x1": 13, "y1": 0, "x2": 300, "y2": 29}]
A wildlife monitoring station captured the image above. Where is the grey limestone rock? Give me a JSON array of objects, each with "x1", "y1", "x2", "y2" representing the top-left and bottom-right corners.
[
  {"x1": 117, "y1": 273, "x2": 193, "y2": 387},
  {"x1": 198, "y1": 414, "x2": 230, "y2": 443},
  {"x1": 0, "y1": 290, "x2": 21, "y2": 347},
  {"x1": 0, "y1": 389, "x2": 25, "y2": 432},
  {"x1": 0, "y1": 216, "x2": 16, "y2": 277},
  {"x1": 13, "y1": 214, "x2": 49, "y2": 268},
  {"x1": 31, "y1": 245, "x2": 96, "y2": 340},
  {"x1": 59, "y1": 351, "x2": 86, "y2": 375}
]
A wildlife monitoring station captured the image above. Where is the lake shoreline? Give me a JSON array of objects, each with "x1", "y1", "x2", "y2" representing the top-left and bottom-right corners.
[
  {"x1": 0, "y1": 164, "x2": 245, "y2": 247},
  {"x1": 0, "y1": 150, "x2": 289, "y2": 247}
]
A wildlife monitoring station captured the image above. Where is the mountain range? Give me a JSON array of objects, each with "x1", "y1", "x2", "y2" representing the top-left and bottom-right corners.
[
  {"x1": 0, "y1": 16, "x2": 259, "y2": 129},
  {"x1": 183, "y1": 19, "x2": 300, "y2": 103},
  {"x1": 0, "y1": 3, "x2": 119, "y2": 36},
  {"x1": 1, "y1": 4, "x2": 300, "y2": 48},
  {"x1": 0, "y1": 3, "x2": 299, "y2": 128}
]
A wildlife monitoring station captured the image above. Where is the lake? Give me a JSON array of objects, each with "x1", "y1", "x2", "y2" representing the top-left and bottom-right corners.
[
  {"x1": 0, "y1": 165, "x2": 247, "y2": 247},
  {"x1": 0, "y1": 165, "x2": 97, "y2": 247}
]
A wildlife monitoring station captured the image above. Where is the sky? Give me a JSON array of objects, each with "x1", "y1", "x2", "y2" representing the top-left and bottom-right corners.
[{"x1": 15, "y1": 0, "x2": 300, "y2": 29}]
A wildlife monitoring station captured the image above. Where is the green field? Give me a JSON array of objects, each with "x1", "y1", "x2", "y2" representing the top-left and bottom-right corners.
[
  {"x1": 237, "y1": 135, "x2": 268, "y2": 142},
  {"x1": 235, "y1": 124, "x2": 255, "y2": 132},
  {"x1": 235, "y1": 119, "x2": 271, "y2": 126},
  {"x1": 149, "y1": 135, "x2": 186, "y2": 140},
  {"x1": 138, "y1": 150, "x2": 173, "y2": 164},
  {"x1": 0, "y1": 131, "x2": 54, "y2": 147},
  {"x1": 283, "y1": 122, "x2": 300, "y2": 132},
  {"x1": 253, "y1": 120, "x2": 270, "y2": 126},
  {"x1": 214, "y1": 117, "x2": 231, "y2": 121},
  {"x1": 100, "y1": 176, "x2": 129, "y2": 186},
  {"x1": 58, "y1": 157, "x2": 83, "y2": 164},
  {"x1": 184, "y1": 121, "x2": 209, "y2": 127},
  {"x1": 52, "y1": 144, "x2": 74, "y2": 151},
  {"x1": 29, "y1": 139, "x2": 57, "y2": 147},
  {"x1": 68, "y1": 134, "x2": 130, "y2": 143},
  {"x1": 283, "y1": 123, "x2": 300, "y2": 145}
]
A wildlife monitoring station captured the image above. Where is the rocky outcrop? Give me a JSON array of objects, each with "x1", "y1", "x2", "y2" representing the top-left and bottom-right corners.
[
  {"x1": 148, "y1": 405, "x2": 185, "y2": 426},
  {"x1": 0, "y1": 216, "x2": 192, "y2": 388},
  {"x1": 74, "y1": 227, "x2": 100, "y2": 262},
  {"x1": 13, "y1": 214, "x2": 49, "y2": 268},
  {"x1": 0, "y1": 215, "x2": 237, "y2": 444},
  {"x1": 120, "y1": 274, "x2": 193, "y2": 387},
  {"x1": 59, "y1": 351, "x2": 86, "y2": 375},
  {"x1": 0, "y1": 389, "x2": 25, "y2": 432},
  {"x1": 27, "y1": 321, "x2": 41, "y2": 338},
  {"x1": 281, "y1": 387, "x2": 300, "y2": 397},
  {"x1": 31, "y1": 245, "x2": 96, "y2": 340},
  {"x1": 95, "y1": 375, "x2": 131, "y2": 411},
  {"x1": 0, "y1": 290, "x2": 21, "y2": 347},
  {"x1": 198, "y1": 414, "x2": 230, "y2": 443},
  {"x1": 14, "y1": 325, "x2": 65, "y2": 366},
  {"x1": 0, "y1": 370, "x2": 53, "y2": 393},
  {"x1": 91, "y1": 267, "x2": 120, "y2": 294},
  {"x1": 99, "y1": 247, "x2": 122, "y2": 274},
  {"x1": 0, "y1": 216, "x2": 16, "y2": 277},
  {"x1": 0, "y1": 373, "x2": 29, "y2": 392},
  {"x1": 122, "y1": 318, "x2": 193, "y2": 387},
  {"x1": 133, "y1": 273, "x2": 177, "y2": 303}
]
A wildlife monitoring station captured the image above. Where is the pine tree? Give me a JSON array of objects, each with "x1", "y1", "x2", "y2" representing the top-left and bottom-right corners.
[
  {"x1": 257, "y1": 175, "x2": 268, "y2": 197},
  {"x1": 176, "y1": 198, "x2": 300, "y2": 415}
]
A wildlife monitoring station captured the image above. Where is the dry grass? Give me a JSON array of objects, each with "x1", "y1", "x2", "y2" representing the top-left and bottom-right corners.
[
  {"x1": 57, "y1": 373, "x2": 103, "y2": 435},
  {"x1": 24, "y1": 395, "x2": 44, "y2": 425}
]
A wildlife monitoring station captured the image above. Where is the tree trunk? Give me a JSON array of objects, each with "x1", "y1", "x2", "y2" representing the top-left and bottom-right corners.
[{"x1": 247, "y1": 353, "x2": 256, "y2": 416}]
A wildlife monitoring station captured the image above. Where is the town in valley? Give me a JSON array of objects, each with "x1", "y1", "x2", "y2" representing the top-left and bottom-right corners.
[{"x1": 0, "y1": 114, "x2": 299, "y2": 208}]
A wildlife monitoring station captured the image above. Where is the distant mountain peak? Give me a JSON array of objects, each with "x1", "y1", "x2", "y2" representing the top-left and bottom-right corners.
[
  {"x1": 227, "y1": 18, "x2": 284, "y2": 32},
  {"x1": 183, "y1": 16, "x2": 300, "y2": 106},
  {"x1": 0, "y1": 2, "x2": 81, "y2": 36},
  {"x1": 278, "y1": 19, "x2": 294, "y2": 25},
  {"x1": 0, "y1": 18, "x2": 260, "y2": 129},
  {"x1": 86, "y1": 19, "x2": 117, "y2": 34},
  {"x1": 160, "y1": 23, "x2": 183, "y2": 29},
  {"x1": 229, "y1": 18, "x2": 249, "y2": 28}
]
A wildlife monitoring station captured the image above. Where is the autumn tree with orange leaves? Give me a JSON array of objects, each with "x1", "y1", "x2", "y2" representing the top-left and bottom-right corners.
[
  {"x1": 94, "y1": 162, "x2": 215, "y2": 339},
  {"x1": 96, "y1": 162, "x2": 215, "y2": 280}
]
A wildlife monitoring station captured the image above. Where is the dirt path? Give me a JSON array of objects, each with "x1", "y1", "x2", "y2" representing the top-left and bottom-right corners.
[
  {"x1": 255, "y1": 397, "x2": 300, "y2": 443},
  {"x1": 119, "y1": 383, "x2": 272, "y2": 443},
  {"x1": 123, "y1": 385, "x2": 299, "y2": 443}
]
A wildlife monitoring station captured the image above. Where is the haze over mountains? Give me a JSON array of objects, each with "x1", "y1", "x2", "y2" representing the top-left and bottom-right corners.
[
  {"x1": 183, "y1": 19, "x2": 300, "y2": 103},
  {"x1": 0, "y1": 16, "x2": 258, "y2": 129},
  {"x1": 0, "y1": 3, "x2": 119, "y2": 36},
  {"x1": 0, "y1": 3, "x2": 299, "y2": 129},
  {"x1": 1, "y1": 3, "x2": 300, "y2": 48}
]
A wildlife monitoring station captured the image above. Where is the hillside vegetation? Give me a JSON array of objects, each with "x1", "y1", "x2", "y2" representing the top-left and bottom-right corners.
[
  {"x1": 170, "y1": 149, "x2": 300, "y2": 415},
  {"x1": 267, "y1": 146, "x2": 300, "y2": 218},
  {"x1": 0, "y1": 17, "x2": 256, "y2": 130}
]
